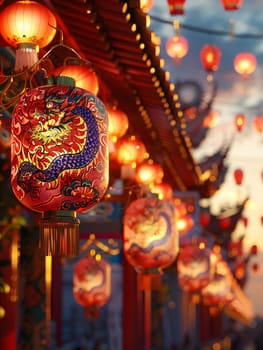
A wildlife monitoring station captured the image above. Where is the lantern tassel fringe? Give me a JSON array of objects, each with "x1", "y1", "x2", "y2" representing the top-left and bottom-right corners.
[
  {"x1": 39, "y1": 211, "x2": 80, "y2": 257},
  {"x1": 15, "y1": 45, "x2": 38, "y2": 72}
]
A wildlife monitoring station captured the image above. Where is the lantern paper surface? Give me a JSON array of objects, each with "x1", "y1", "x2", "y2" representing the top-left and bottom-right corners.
[
  {"x1": 123, "y1": 197, "x2": 178, "y2": 274},
  {"x1": 11, "y1": 85, "x2": 108, "y2": 255},
  {"x1": 73, "y1": 257, "x2": 111, "y2": 316},
  {"x1": 177, "y1": 245, "x2": 211, "y2": 292}
]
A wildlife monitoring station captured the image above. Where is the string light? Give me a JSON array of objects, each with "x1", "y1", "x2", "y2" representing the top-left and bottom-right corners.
[{"x1": 150, "y1": 14, "x2": 263, "y2": 39}]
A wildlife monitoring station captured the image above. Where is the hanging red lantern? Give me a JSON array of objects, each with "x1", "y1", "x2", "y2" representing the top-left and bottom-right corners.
[
  {"x1": 107, "y1": 105, "x2": 129, "y2": 142},
  {"x1": 227, "y1": 240, "x2": 243, "y2": 258},
  {"x1": 167, "y1": 0, "x2": 186, "y2": 15},
  {"x1": 166, "y1": 35, "x2": 189, "y2": 61},
  {"x1": 177, "y1": 244, "x2": 211, "y2": 292},
  {"x1": 242, "y1": 216, "x2": 248, "y2": 227},
  {"x1": 123, "y1": 196, "x2": 178, "y2": 276},
  {"x1": 199, "y1": 211, "x2": 210, "y2": 227},
  {"x1": 234, "y1": 52, "x2": 257, "y2": 78},
  {"x1": 11, "y1": 82, "x2": 109, "y2": 256},
  {"x1": 250, "y1": 244, "x2": 258, "y2": 255},
  {"x1": 115, "y1": 135, "x2": 146, "y2": 166},
  {"x1": 150, "y1": 182, "x2": 173, "y2": 200},
  {"x1": 221, "y1": 0, "x2": 242, "y2": 10},
  {"x1": 253, "y1": 115, "x2": 263, "y2": 133},
  {"x1": 234, "y1": 113, "x2": 246, "y2": 132},
  {"x1": 233, "y1": 168, "x2": 243, "y2": 185},
  {"x1": 73, "y1": 256, "x2": 111, "y2": 318},
  {"x1": 0, "y1": 1, "x2": 57, "y2": 72},
  {"x1": 200, "y1": 44, "x2": 221, "y2": 73},
  {"x1": 135, "y1": 160, "x2": 164, "y2": 186},
  {"x1": 219, "y1": 217, "x2": 231, "y2": 230},
  {"x1": 52, "y1": 64, "x2": 99, "y2": 96},
  {"x1": 251, "y1": 262, "x2": 259, "y2": 274}
]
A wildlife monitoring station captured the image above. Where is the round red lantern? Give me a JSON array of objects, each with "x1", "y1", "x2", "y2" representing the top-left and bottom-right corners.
[
  {"x1": 135, "y1": 160, "x2": 164, "y2": 186},
  {"x1": 234, "y1": 113, "x2": 246, "y2": 132},
  {"x1": 0, "y1": 1, "x2": 57, "y2": 72},
  {"x1": 221, "y1": 0, "x2": 242, "y2": 10},
  {"x1": 150, "y1": 181, "x2": 173, "y2": 200},
  {"x1": 73, "y1": 256, "x2": 111, "y2": 317},
  {"x1": 219, "y1": 216, "x2": 231, "y2": 230},
  {"x1": 107, "y1": 105, "x2": 129, "y2": 142},
  {"x1": 52, "y1": 64, "x2": 99, "y2": 96},
  {"x1": 250, "y1": 244, "x2": 258, "y2": 255},
  {"x1": 123, "y1": 196, "x2": 178, "y2": 275},
  {"x1": 167, "y1": 0, "x2": 186, "y2": 15},
  {"x1": 11, "y1": 83, "x2": 109, "y2": 256},
  {"x1": 234, "y1": 52, "x2": 257, "y2": 78},
  {"x1": 115, "y1": 135, "x2": 146, "y2": 166},
  {"x1": 200, "y1": 44, "x2": 221, "y2": 73},
  {"x1": 177, "y1": 244, "x2": 211, "y2": 292},
  {"x1": 166, "y1": 35, "x2": 189, "y2": 61},
  {"x1": 233, "y1": 168, "x2": 243, "y2": 185}
]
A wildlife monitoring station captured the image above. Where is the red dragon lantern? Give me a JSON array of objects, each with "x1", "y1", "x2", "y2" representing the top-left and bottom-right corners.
[
  {"x1": 123, "y1": 196, "x2": 178, "y2": 282},
  {"x1": 73, "y1": 256, "x2": 111, "y2": 318},
  {"x1": 177, "y1": 242, "x2": 211, "y2": 292},
  {"x1": 11, "y1": 82, "x2": 109, "y2": 256}
]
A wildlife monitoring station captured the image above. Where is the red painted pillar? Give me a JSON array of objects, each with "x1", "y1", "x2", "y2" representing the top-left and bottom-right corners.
[{"x1": 123, "y1": 255, "x2": 144, "y2": 350}]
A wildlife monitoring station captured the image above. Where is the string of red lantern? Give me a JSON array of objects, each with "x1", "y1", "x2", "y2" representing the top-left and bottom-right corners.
[{"x1": 150, "y1": 14, "x2": 263, "y2": 40}]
